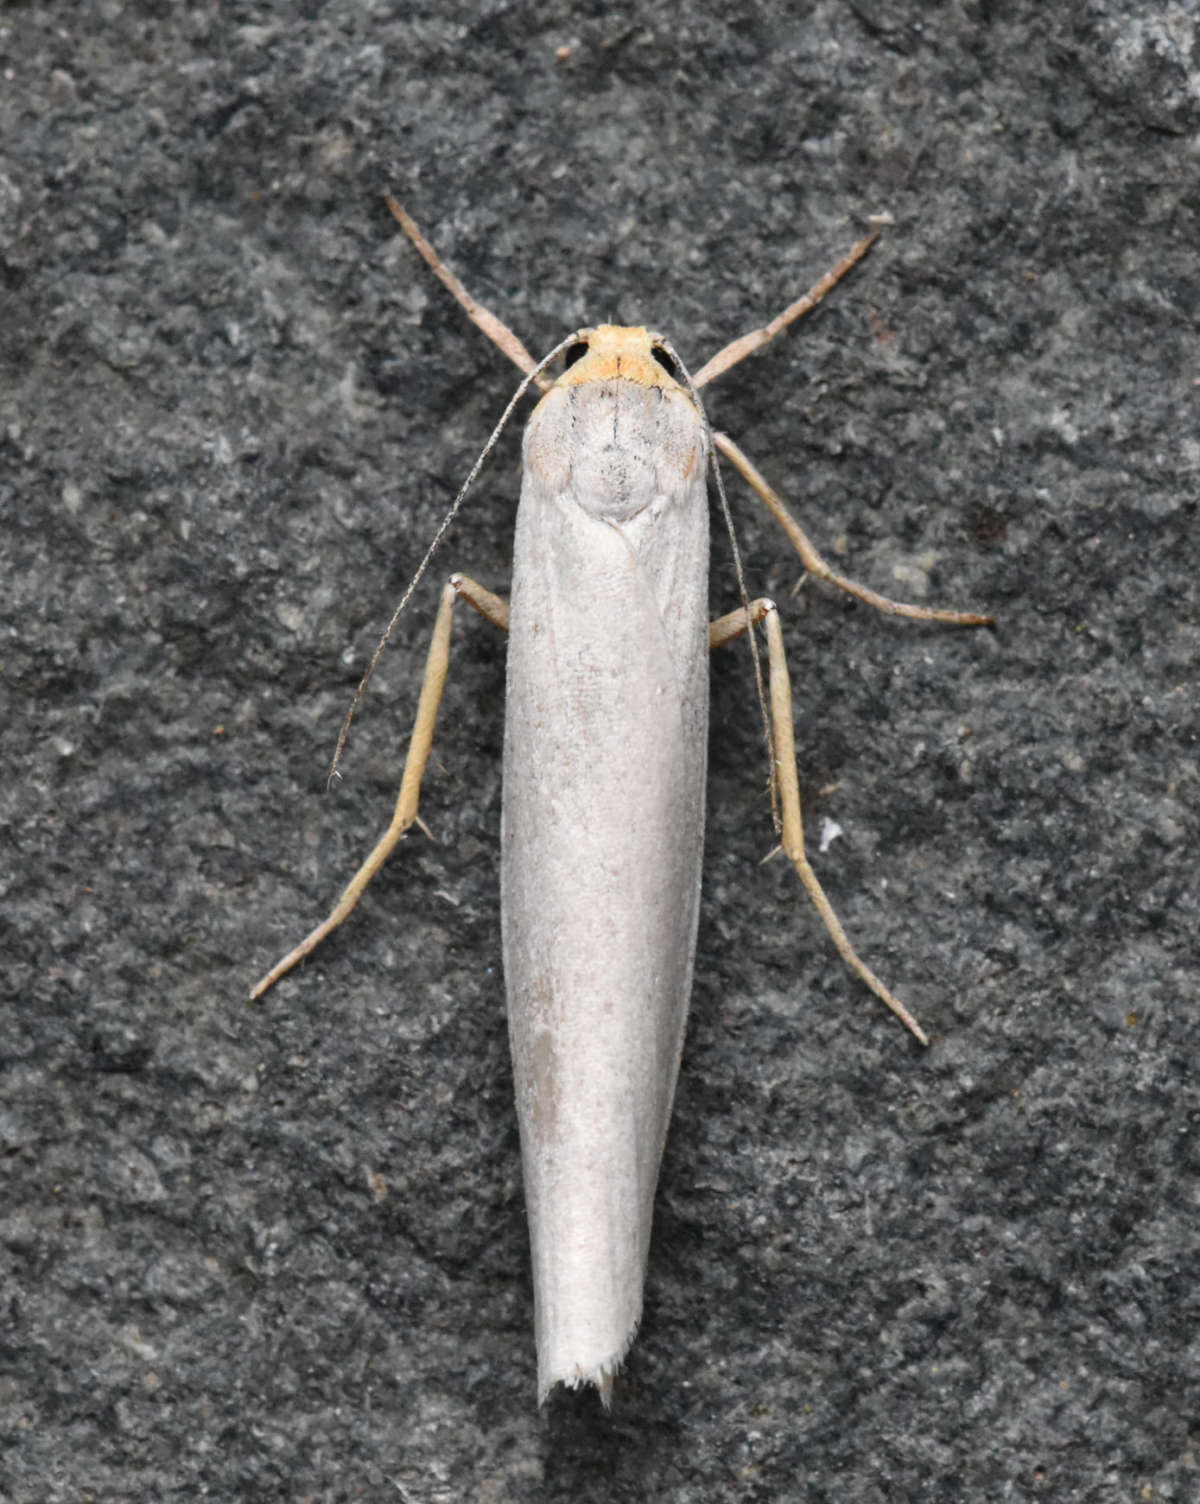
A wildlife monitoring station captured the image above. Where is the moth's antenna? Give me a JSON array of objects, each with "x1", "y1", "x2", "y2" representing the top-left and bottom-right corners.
[
  {"x1": 327, "y1": 330, "x2": 582, "y2": 787},
  {"x1": 662, "y1": 337, "x2": 780, "y2": 832}
]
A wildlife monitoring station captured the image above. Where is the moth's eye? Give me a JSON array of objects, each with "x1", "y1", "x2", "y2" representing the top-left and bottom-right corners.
[
  {"x1": 563, "y1": 342, "x2": 589, "y2": 369},
  {"x1": 652, "y1": 347, "x2": 679, "y2": 377}
]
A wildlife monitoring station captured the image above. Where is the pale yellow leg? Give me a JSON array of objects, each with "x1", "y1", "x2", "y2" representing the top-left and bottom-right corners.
[
  {"x1": 715, "y1": 431, "x2": 994, "y2": 627},
  {"x1": 693, "y1": 229, "x2": 883, "y2": 388},
  {"x1": 385, "y1": 194, "x2": 552, "y2": 394},
  {"x1": 250, "y1": 573, "x2": 509, "y2": 1001},
  {"x1": 709, "y1": 599, "x2": 773, "y2": 650},
  {"x1": 712, "y1": 597, "x2": 930, "y2": 1045}
]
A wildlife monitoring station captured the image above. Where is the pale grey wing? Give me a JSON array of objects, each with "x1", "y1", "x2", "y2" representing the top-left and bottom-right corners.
[{"x1": 501, "y1": 384, "x2": 709, "y2": 1399}]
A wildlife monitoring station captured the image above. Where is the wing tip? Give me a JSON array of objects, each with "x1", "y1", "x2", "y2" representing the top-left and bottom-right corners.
[{"x1": 536, "y1": 1321, "x2": 639, "y2": 1410}]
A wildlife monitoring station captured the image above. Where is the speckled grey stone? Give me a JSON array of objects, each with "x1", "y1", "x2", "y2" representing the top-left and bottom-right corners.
[{"x1": 2, "y1": 4, "x2": 1196, "y2": 1501}]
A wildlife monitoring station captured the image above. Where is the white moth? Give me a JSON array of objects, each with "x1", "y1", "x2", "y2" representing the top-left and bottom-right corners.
[
  {"x1": 504, "y1": 326, "x2": 710, "y2": 1402},
  {"x1": 251, "y1": 200, "x2": 991, "y2": 1406}
]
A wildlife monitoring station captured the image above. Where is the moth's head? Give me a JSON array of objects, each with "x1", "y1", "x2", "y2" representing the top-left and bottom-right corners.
[{"x1": 553, "y1": 325, "x2": 684, "y2": 392}]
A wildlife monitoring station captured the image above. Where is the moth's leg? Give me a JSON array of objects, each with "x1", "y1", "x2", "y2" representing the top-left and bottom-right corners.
[
  {"x1": 250, "y1": 573, "x2": 508, "y2": 1000},
  {"x1": 709, "y1": 599, "x2": 773, "y2": 649},
  {"x1": 715, "y1": 432, "x2": 994, "y2": 627},
  {"x1": 693, "y1": 229, "x2": 882, "y2": 388},
  {"x1": 711, "y1": 597, "x2": 929, "y2": 1045},
  {"x1": 385, "y1": 193, "x2": 552, "y2": 394}
]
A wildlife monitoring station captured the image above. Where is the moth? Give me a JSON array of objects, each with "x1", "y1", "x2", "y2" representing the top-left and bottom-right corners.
[{"x1": 252, "y1": 199, "x2": 991, "y2": 1405}]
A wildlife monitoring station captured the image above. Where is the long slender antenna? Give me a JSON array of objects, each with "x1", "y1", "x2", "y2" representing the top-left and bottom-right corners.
[
  {"x1": 662, "y1": 337, "x2": 780, "y2": 831},
  {"x1": 326, "y1": 330, "x2": 580, "y2": 786}
]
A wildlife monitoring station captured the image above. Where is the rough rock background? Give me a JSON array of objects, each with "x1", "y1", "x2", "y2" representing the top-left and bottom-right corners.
[{"x1": 2, "y1": 3, "x2": 1196, "y2": 1500}]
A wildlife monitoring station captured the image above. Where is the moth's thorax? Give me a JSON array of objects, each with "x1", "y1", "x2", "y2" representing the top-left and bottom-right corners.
[{"x1": 525, "y1": 326, "x2": 706, "y2": 524}]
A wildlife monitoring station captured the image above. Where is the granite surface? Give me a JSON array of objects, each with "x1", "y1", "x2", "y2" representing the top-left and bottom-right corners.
[{"x1": 2, "y1": 3, "x2": 1197, "y2": 1500}]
